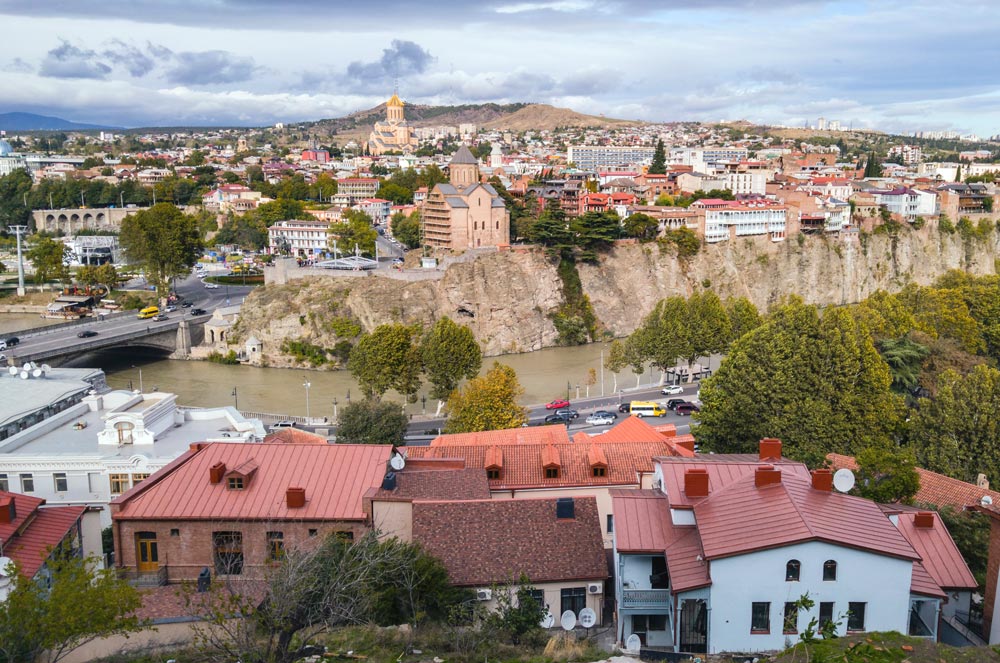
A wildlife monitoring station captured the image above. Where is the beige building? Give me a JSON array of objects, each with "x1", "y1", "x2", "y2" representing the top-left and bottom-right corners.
[
  {"x1": 367, "y1": 93, "x2": 418, "y2": 156},
  {"x1": 422, "y1": 145, "x2": 510, "y2": 250}
]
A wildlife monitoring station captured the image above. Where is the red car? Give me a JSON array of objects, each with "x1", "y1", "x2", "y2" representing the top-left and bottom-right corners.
[{"x1": 545, "y1": 399, "x2": 571, "y2": 410}]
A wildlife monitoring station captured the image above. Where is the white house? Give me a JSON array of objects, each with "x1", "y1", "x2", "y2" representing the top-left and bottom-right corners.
[{"x1": 611, "y1": 440, "x2": 977, "y2": 655}]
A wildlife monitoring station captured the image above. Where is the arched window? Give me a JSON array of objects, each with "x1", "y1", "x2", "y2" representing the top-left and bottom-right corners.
[
  {"x1": 115, "y1": 421, "x2": 134, "y2": 445},
  {"x1": 823, "y1": 560, "x2": 837, "y2": 581},
  {"x1": 785, "y1": 559, "x2": 801, "y2": 582}
]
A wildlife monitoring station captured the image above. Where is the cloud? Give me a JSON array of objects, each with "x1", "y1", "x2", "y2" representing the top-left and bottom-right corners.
[
  {"x1": 2, "y1": 58, "x2": 33, "y2": 74},
  {"x1": 495, "y1": 1, "x2": 597, "y2": 13},
  {"x1": 39, "y1": 41, "x2": 112, "y2": 79},
  {"x1": 165, "y1": 50, "x2": 258, "y2": 85},
  {"x1": 101, "y1": 39, "x2": 159, "y2": 77},
  {"x1": 345, "y1": 40, "x2": 435, "y2": 81}
]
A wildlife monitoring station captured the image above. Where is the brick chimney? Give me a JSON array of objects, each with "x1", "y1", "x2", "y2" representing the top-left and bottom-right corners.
[
  {"x1": 811, "y1": 469, "x2": 833, "y2": 491},
  {"x1": 684, "y1": 469, "x2": 709, "y2": 498},
  {"x1": 914, "y1": 511, "x2": 935, "y2": 528},
  {"x1": 286, "y1": 487, "x2": 306, "y2": 508},
  {"x1": 0, "y1": 495, "x2": 14, "y2": 524},
  {"x1": 755, "y1": 464, "x2": 782, "y2": 488},
  {"x1": 209, "y1": 462, "x2": 226, "y2": 484},
  {"x1": 759, "y1": 438, "x2": 782, "y2": 461}
]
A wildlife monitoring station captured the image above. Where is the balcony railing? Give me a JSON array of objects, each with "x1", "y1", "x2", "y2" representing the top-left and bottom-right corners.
[
  {"x1": 118, "y1": 566, "x2": 167, "y2": 587},
  {"x1": 622, "y1": 589, "x2": 671, "y2": 609}
]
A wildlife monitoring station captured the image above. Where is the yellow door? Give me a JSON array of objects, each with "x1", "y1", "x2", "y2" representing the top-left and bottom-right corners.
[{"x1": 136, "y1": 533, "x2": 159, "y2": 572}]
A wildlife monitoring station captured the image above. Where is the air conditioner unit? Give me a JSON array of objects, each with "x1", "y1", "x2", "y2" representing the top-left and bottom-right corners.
[
  {"x1": 476, "y1": 588, "x2": 492, "y2": 601},
  {"x1": 587, "y1": 583, "x2": 603, "y2": 595}
]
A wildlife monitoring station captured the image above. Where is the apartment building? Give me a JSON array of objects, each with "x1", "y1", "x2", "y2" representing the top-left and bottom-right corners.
[
  {"x1": 567, "y1": 145, "x2": 657, "y2": 170},
  {"x1": 691, "y1": 199, "x2": 787, "y2": 243},
  {"x1": 268, "y1": 219, "x2": 332, "y2": 257}
]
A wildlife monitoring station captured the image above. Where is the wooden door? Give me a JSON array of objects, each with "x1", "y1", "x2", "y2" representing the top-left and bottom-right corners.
[{"x1": 136, "y1": 533, "x2": 158, "y2": 572}]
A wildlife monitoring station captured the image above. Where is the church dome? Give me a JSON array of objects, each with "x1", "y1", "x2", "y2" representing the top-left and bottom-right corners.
[
  {"x1": 0, "y1": 139, "x2": 13, "y2": 156},
  {"x1": 386, "y1": 93, "x2": 404, "y2": 108}
]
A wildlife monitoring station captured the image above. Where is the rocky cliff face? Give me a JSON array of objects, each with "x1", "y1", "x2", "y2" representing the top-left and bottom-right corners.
[{"x1": 232, "y1": 226, "x2": 1000, "y2": 366}]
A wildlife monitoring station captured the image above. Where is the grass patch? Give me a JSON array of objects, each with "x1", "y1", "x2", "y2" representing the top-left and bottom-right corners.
[
  {"x1": 204, "y1": 274, "x2": 265, "y2": 285},
  {"x1": 773, "y1": 631, "x2": 1000, "y2": 663}
]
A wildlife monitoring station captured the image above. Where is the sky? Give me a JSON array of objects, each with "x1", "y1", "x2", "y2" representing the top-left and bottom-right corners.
[{"x1": 1, "y1": 0, "x2": 999, "y2": 135}]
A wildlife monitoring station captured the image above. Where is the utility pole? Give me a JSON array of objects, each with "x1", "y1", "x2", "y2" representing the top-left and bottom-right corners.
[{"x1": 11, "y1": 225, "x2": 27, "y2": 296}]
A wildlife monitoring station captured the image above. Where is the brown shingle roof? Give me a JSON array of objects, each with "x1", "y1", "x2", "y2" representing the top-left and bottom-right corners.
[
  {"x1": 412, "y1": 497, "x2": 607, "y2": 586},
  {"x1": 373, "y1": 469, "x2": 491, "y2": 501}
]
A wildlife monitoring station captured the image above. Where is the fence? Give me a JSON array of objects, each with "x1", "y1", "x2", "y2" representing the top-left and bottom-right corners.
[{"x1": 15, "y1": 310, "x2": 133, "y2": 338}]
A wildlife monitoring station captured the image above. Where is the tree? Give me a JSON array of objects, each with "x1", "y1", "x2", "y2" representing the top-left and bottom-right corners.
[
  {"x1": 863, "y1": 151, "x2": 883, "y2": 178},
  {"x1": 682, "y1": 291, "x2": 731, "y2": 378},
  {"x1": 898, "y1": 284, "x2": 984, "y2": 354},
  {"x1": 696, "y1": 299, "x2": 901, "y2": 466},
  {"x1": 26, "y1": 235, "x2": 69, "y2": 283},
  {"x1": 622, "y1": 213, "x2": 659, "y2": 241},
  {"x1": 630, "y1": 297, "x2": 689, "y2": 375},
  {"x1": 253, "y1": 199, "x2": 312, "y2": 226},
  {"x1": 572, "y1": 211, "x2": 621, "y2": 261},
  {"x1": 604, "y1": 339, "x2": 628, "y2": 393},
  {"x1": 444, "y1": 362, "x2": 528, "y2": 433},
  {"x1": 421, "y1": 317, "x2": 482, "y2": 413},
  {"x1": 849, "y1": 290, "x2": 915, "y2": 341},
  {"x1": 852, "y1": 446, "x2": 920, "y2": 503},
  {"x1": 649, "y1": 139, "x2": 667, "y2": 175},
  {"x1": 0, "y1": 550, "x2": 145, "y2": 663},
  {"x1": 375, "y1": 182, "x2": 413, "y2": 205},
  {"x1": 329, "y1": 209, "x2": 377, "y2": 257},
  {"x1": 724, "y1": 296, "x2": 762, "y2": 348},
  {"x1": 348, "y1": 323, "x2": 422, "y2": 401},
  {"x1": 335, "y1": 399, "x2": 408, "y2": 445},
  {"x1": 119, "y1": 203, "x2": 202, "y2": 297},
  {"x1": 877, "y1": 336, "x2": 929, "y2": 396},
  {"x1": 391, "y1": 210, "x2": 421, "y2": 249},
  {"x1": 486, "y1": 576, "x2": 546, "y2": 645}
]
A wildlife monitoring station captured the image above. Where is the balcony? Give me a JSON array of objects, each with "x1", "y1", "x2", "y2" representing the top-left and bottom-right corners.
[
  {"x1": 118, "y1": 566, "x2": 167, "y2": 587},
  {"x1": 622, "y1": 589, "x2": 671, "y2": 609}
]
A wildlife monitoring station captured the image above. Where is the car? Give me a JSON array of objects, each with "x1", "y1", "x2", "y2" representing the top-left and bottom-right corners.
[
  {"x1": 676, "y1": 403, "x2": 700, "y2": 416},
  {"x1": 181, "y1": 301, "x2": 194, "y2": 308},
  {"x1": 269, "y1": 420, "x2": 297, "y2": 432},
  {"x1": 545, "y1": 399, "x2": 570, "y2": 410},
  {"x1": 661, "y1": 385, "x2": 684, "y2": 395},
  {"x1": 204, "y1": 283, "x2": 219, "y2": 289},
  {"x1": 666, "y1": 398, "x2": 687, "y2": 411},
  {"x1": 164, "y1": 305, "x2": 177, "y2": 313},
  {"x1": 555, "y1": 408, "x2": 579, "y2": 420},
  {"x1": 618, "y1": 402, "x2": 632, "y2": 413},
  {"x1": 190, "y1": 308, "x2": 208, "y2": 316},
  {"x1": 0, "y1": 337, "x2": 20, "y2": 350},
  {"x1": 0, "y1": 353, "x2": 5, "y2": 363},
  {"x1": 593, "y1": 409, "x2": 618, "y2": 420},
  {"x1": 585, "y1": 413, "x2": 615, "y2": 426},
  {"x1": 543, "y1": 412, "x2": 572, "y2": 425},
  {"x1": 77, "y1": 330, "x2": 99, "y2": 338},
  {"x1": 152, "y1": 314, "x2": 168, "y2": 321}
]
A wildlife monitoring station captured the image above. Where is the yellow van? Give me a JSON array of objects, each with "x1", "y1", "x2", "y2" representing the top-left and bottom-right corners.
[
  {"x1": 630, "y1": 401, "x2": 666, "y2": 417},
  {"x1": 137, "y1": 305, "x2": 160, "y2": 319}
]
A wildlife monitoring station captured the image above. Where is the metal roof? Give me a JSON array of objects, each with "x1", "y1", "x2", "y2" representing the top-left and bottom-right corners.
[{"x1": 896, "y1": 511, "x2": 977, "y2": 590}]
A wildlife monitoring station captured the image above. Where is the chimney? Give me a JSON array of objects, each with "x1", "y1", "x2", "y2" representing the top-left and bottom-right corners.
[
  {"x1": 381, "y1": 472, "x2": 397, "y2": 491},
  {"x1": 0, "y1": 496, "x2": 14, "y2": 524},
  {"x1": 759, "y1": 438, "x2": 782, "y2": 461},
  {"x1": 684, "y1": 469, "x2": 709, "y2": 498},
  {"x1": 209, "y1": 462, "x2": 226, "y2": 484},
  {"x1": 978, "y1": 473, "x2": 990, "y2": 490},
  {"x1": 755, "y1": 464, "x2": 782, "y2": 488},
  {"x1": 914, "y1": 511, "x2": 935, "y2": 528},
  {"x1": 556, "y1": 497, "x2": 575, "y2": 519},
  {"x1": 286, "y1": 487, "x2": 306, "y2": 508},
  {"x1": 811, "y1": 469, "x2": 833, "y2": 492}
]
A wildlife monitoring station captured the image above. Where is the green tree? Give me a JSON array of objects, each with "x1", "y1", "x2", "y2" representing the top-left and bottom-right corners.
[
  {"x1": 877, "y1": 336, "x2": 929, "y2": 395},
  {"x1": 348, "y1": 323, "x2": 422, "y2": 401},
  {"x1": 683, "y1": 291, "x2": 731, "y2": 377},
  {"x1": 724, "y1": 296, "x2": 762, "y2": 348},
  {"x1": 849, "y1": 290, "x2": 915, "y2": 341},
  {"x1": 622, "y1": 213, "x2": 659, "y2": 241},
  {"x1": 853, "y1": 446, "x2": 920, "y2": 503},
  {"x1": 444, "y1": 362, "x2": 528, "y2": 433},
  {"x1": 527, "y1": 205, "x2": 573, "y2": 258},
  {"x1": 329, "y1": 209, "x2": 377, "y2": 257},
  {"x1": 119, "y1": 203, "x2": 203, "y2": 297},
  {"x1": 253, "y1": 199, "x2": 312, "y2": 226},
  {"x1": 696, "y1": 299, "x2": 901, "y2": 466},
  {"x1": 0, "y1": 550, "x2": 145, "y2": 663},
  {"x1": 308, "y1": 173, "x2": 338, "y2": 201},
  {"x1": 863, "y1": 151, "x2": 883, "y2": 178},
  {"x1": 391, "y1": 210, "x2": 422, "y2": 249},
  {"x1": 335, "y1": 399, "x2": 408, "y2": 445},
  {"x1": 216, "y1": 216, "x2": 268, "y2": 250},
  {"x1": 631, "y1": 297, "x2": 689, "y2": 374},
  {"x1": 421, "y1": 317, "x2": 482, "y2": 407},
  {"x1": 27, "y1": 235, "x2": 69, "y2": 283},
  {"x1": 571, "y1": 211, "x2": 621, "y2": 261},
  {"x1": 376, "y1": 182, "x2": 413, "y2": 205},
  {"x1": 898, "y1": 284, "x2": 984, "y2": 354},
  {"x1": 649, "y1": 139, "x2": 667, "y2": 175},
  {"x1": 486, "y1": 576, "x2": 546, "y2": 645}
]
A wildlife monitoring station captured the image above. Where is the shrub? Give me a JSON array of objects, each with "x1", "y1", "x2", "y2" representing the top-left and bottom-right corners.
[
  {"x1": 327, "y1": 316, "x2": 362, "y2": 338},
  {"x1": 281, "y1": 339, "x2": 329, "y2": 366},
  {"x1": 206, "y1": 350, "x2": 239, "y2": 365}
]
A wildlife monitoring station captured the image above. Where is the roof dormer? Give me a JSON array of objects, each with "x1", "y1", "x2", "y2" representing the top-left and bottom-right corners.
[
  {"x1": 541, "y1": 445, "x2": 561, "y2": 479},
  {"x1": 485, "y1": 446, "x2": 503, "y2": 480},
  {"x1": 224, "y1": 459, "x2": 259, "y2": 490},
  {"x1": 587, "y1": 444, "x2": 608, "y2": 478}
]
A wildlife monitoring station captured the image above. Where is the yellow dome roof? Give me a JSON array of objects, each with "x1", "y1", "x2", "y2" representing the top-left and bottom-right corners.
[{"x1": 386, "y1": 93, "x2": 404, "y2": 107}]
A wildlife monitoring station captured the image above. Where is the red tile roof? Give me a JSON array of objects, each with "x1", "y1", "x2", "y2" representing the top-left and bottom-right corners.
[
  {"x1": 0, "y1": 492, "x2": 85, "y2": 580},
  {"x1": 263, "y1": 428, "x2": 329, "y2": 444},
  {"x1": 693, "y1": 473, "x2": 919, "y2": 561},
  {"x1": 657, "y1": 456, "x2": 810, "y2": 508},
  {"x1": 0, "y1": 491, "x2": 45, "y2": 542},
  {"x1": 827, "y1": 453, "x2": 1000, "y2": 510},
  {"x1": 412, "y1": 497, "x2": 608, "y2": 586},
  {"x1": 895, "y1": 511, "x2": 977, "y2": 590},
  {"x1": 113, "y1": 443, "x2": 393, "y2": 522},
  {"x1": 430, "y1": 426, "x2": 570, "y2": 447}
]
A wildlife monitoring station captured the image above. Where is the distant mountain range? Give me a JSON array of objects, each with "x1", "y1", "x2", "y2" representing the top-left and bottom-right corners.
[{"x1": 0, "y1": 112, "x2": 121, "y2": 131}]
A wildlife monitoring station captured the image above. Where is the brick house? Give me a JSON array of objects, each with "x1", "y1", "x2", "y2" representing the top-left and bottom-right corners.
[{"x1": 110, "y1": 443, "x2": 393, "y2": 584}]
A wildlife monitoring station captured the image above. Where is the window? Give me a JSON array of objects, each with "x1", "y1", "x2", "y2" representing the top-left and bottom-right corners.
[
  {"x1": 170, "y1": 528, "x2": 180, "y2": 537},
  {"x1": 227, "y1": 476, "x2": 245, "y2": 490},
  {"x1": 109, "y1": 474, "x2": 129, "y2": 495},
  {"x1": 87, "y1": 472, "x2": 100, "y2": 492},
  {"x1": 486, "y1": 468, "x2": 500, "y2": 480},
  {"x1": 823, "y1": 560, "x2": 837, "y2": 581},
  {"x1": 633, "y1": 614, "x2": 668, "y2": 632},
  {"x1": 606, "y1": 514, "x2": 614, "y2": 534},
  {"x1": 751, "y1": 602, "x2": 771, "y2": 633},
  {"x1": 819, "y1": 602, "x2": 835, "y2": 633},
  {"x1": 545, "y1": 467, "x2": 559, "y2": 479},
  {"x1": 53, "y1": 473, "x2": 68, "y2": 492},
  {"x1": 560, "y1": 587, "x2": 586, "y2": 616},
  {"x1": 783, "y1": 602, "x2": 798, "y2": 633},
  {"x1": 132, "y1": 473, "x2": 149, "y2": 486},
  {"x1": 115, "y1": 421, "x2": 134, "y2": 445},
  {"x1": 20, "y1": 473, "x2": 34, "y2": 493},
  {"x1": 0, "y1": 473, "x2": 8, "y2": 492},
  {"x1": 335, "y1": 530, "x2": 354, "y2": 542},
  {"x1": 308, "y1": 528, "x2": 318, "y2": 537},
  {"x1": 213, "y1": 531, "x2": 244, "y2": 575},
  {"x1": 785, "y1": 559, "x2": 801, "y2": 581},
  {"x1": 847, "y1": 602, "x2": 866, "y2": 632},
  {"x1": 527, "y1": 588, "x2": 546, "y2": 609},
  {"x1": 592, "y1": 466, "x2": 607, "y2": 477},
  {"x1": 267, "y1": 532, "x2": 285, "y2": 561}
]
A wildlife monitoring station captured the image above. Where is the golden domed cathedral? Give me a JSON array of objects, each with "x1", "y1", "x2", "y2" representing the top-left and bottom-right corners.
[{"x1": 367, "y1": 92, "x2": 418, "y2": 155}]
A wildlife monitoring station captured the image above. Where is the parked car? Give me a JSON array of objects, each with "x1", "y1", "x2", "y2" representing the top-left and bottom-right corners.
[
  {"x1": 152, "y1": 314, "x2": 168, "y2": 321},
  {"x1": 77, "y1": 330, "x2": 99, "y2": 338},
  {"x1": 555, "y1": 408, "x2": 579, "y2": 420},
  {"x1": 676, "y1": 403, "x2": 700, "y2": 416},
  {"x1": 585, "y1": 413, "x2": 615, "y2": 426},
  {"x1": 190, "y1": 308, "x2": 208, "y2": 316},
  {"x1": 593, "y1": 409, "x2": 618, "y2": 420},
  {"x1": 164, "y1": 305, "x2": 177, "y2": 313},
  {"x1": 0, "y1": 353, "x2": 5, "y2": 362},
  {"x1": 618, "y1": 402, "x2": 632, "y2": 413},
  {"x1": 666, "y1": 398, "x2": 687, "y2": 411},
  {"x1": 0, "y1": 337, "x2": 19, "y2": 350},
  {"x1": 204, "y1": 283, "x2": 219, "y2": 289},
  {"x1": 181, "y1": 301, "x2": 194, "y2": 308},
  {"x1": 661, "y1": 385, "x2": 684, "y2": 395},
  {"x1": 269, "y1": 420, "x2": 297, "y2": 432},
  {"x1": 545, "y1": 399, "x2": 571, "y2": 410},
  {"x1": 543, "y1": 412, "x2": 572, "y2": 425}
]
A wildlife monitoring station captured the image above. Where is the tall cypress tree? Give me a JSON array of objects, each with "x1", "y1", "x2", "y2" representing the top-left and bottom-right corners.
[
  {"x1": 649, "y1": 139, "x2": 667, "y2": 175},
  {"x1": 863, "y1": 151, "x2": 883, "y2": 178}
]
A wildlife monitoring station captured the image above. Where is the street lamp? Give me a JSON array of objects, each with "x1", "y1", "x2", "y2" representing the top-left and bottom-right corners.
[
  {"x1": 303, "y1": 378, "x2": 312, "y2": 420},
  {"x1": 421, "y1": 395, "x2": 426, "y2": 415},
  {"x1": 231, "y1": 387, "x2": 238, "y2": 410},
  {"x1": 332, "y1": 397, "x2": 338, "y2": 423},
  {"x1": 131, "y1": 364, "x2": 143, "y2": 393},
  {"x1": 566, "y1": 381, "x2": 571, "y2": 400}
]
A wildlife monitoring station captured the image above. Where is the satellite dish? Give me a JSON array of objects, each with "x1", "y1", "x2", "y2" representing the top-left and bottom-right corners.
[
  {"x1": 540, "y1": 611, "x2": 555, "y2": 628},
  {"x1": 625, "y1": 634, "x2": 642, "y2": 652},
  {"x1": 833, "y1": 468, "x2": 856, "y2": 493},
  {"x1": 578, "y1": 607, "x2": 596, "y2": 628},
  {"x1": 982, "y1": 495, "x2": 994, "y2": 507},
  {"x1": 21, "y1": 363, "x2": 31, "y2": 372},
  {"x1": 32, "y1": 368, "x2": 42, "y2": 378},
  {"x1": 0, "y1": 557, "x2": 13, "y2": 577},
  {"x1": 19, "y1": 371, "x2": 28, "y2": 380},
  {"x1": 41, "y1": 364, "x2": 51, "y2": 372},
  {"x1": 389, "y1": 454, "x2": 405, "y2": 471},
  {"x1": 7, "y1": 366, "x2": 17, "y2": 376},
  {"x1": 560, "y1": 610, "x2": 576, "y2": 631}
]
